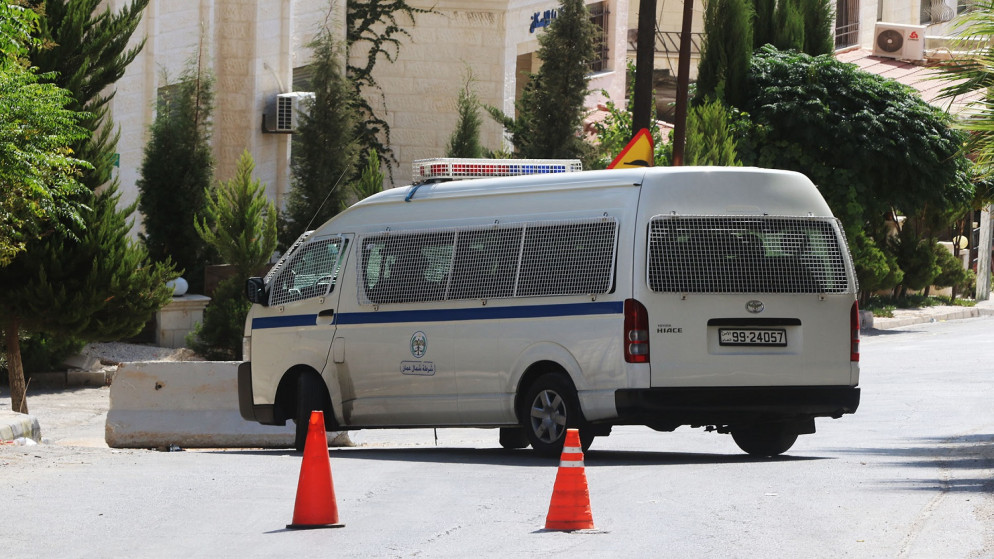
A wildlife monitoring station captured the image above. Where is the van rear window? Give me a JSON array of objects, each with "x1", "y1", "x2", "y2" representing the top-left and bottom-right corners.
[
  {"x1": 361, "y1": 218, "x2": 617, "y2": 304},
  {"x1": 647, "y1": 216, "x2": 853, "y2": 294}
]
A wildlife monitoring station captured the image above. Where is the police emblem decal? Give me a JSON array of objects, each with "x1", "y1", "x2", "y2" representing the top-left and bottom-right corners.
[{"x1": 410, "y1": 331, "x2": 427, "y2": 358}]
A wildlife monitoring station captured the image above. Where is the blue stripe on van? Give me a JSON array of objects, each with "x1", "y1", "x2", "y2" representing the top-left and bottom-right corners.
[
  {"x1": 334, "y1": 301, "x2": 623, "y2": 325},
  {"x1": 250, "y1": 301, "x2": 622, "y2": 330},
  {"x1": 252, "y1": 314, "x2": 318, "y2": 329}
]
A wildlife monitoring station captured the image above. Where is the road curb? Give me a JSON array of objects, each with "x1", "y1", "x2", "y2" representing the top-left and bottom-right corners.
[{"x1": 867, "y1": 301, "x2": 994, "y2": 331}]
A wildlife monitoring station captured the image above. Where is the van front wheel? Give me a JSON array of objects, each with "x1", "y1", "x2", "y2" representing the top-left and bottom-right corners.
[
  {"x1": 294, "y1": 373, "x2": 326, "y2": 452},
  {"x1": 732, "y1": 424, "x2": 799, "y2": 457},
  {"x1": 521, "y1": 374, "x2": 592, "y2": 457}
]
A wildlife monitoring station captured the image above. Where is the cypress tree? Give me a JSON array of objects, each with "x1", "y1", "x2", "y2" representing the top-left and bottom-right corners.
[
  {"x1": 800, "y1": 0, "x2": 836, "y2": 56},
  {"x1": 136, "y1": 58, "x2": 215, "y2": 293},
  {"x1": 283, "y1": 27, "x2": 361, "y2": 246},
  {"x1": 773, "y1": 0, "x2": 805, "y2": 51},
  {"x1": 488, "y1": 0, "x2": 599, "y2": 159},
  {"x1": 190, "y1": 150, "x2": 277, "y2": 360},
  {"x1": 446, "y1": 74, "x2": 484, "y2": 159},
  {"x1": 695, "y1": 0, "x2": 754, "y2": 106},
  {"x1": 752, "y1": 0, "x2": 777, "y2": 49},
  {"x1": 684, "y1": 100, "x2": 741, "y2": 166}
]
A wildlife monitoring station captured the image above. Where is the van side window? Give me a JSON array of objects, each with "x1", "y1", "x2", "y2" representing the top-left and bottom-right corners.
[
  {"x1": 269, "y1": 236, "x2": 348, "y2": 306},
  {"x1": 517, "y1": 221, "x2": 617, "y2": 296},
  {"x1": 362, "y1": 231, "x2": 455, "y2": 303},
  {"x1": 647, "y1": 216, "x2": 852, "y2": 294},
  {"x1": 449, "y1": 227, "x2": 523, "y2": 299},
  {"x1": 359, "y1": 217, "x2": 618, "y2": 305}
]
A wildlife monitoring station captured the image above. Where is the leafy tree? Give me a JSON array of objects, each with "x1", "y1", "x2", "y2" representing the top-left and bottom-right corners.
[
  {"x1": 0, "y1": 3, "x2": 91, "y2": 413},
  {"x1": 1, "y1": 186, "x2": 174, "y2": 413},
  {"x1": 446, "y1": 73, "x2": 484, "y2": 159},
  {"x1": 588, "y1": 61, "x2": 668, "y2": 169},
  {"x1": 190, "y1": 150, "x2": 277, "y2": 360},
  {"x1": 0, "y1": 3, "x2": 89, "y2": 266},
  {"x1": 695, "y1": 0, "x2": 753, "y2": 106},
  {"x1": 346, "y1": 0, "x2": 433, "y2": 179},
  {"x1": 890, "y1": 226, "x2": 941, "y2": 297},
  {"x1": 850, "y1": 229, "x2": 902, "y2": 305},
  {"x1": 736, "y1": 47, "x2": 973, "y2": 235},
  {"x1": 283, "y1": 26, "x2": 361, "y2": 246},
  {"x1": 488, "y1": 0, "x2": 599, "y2": 159},
  {"x1": 137, "y1": 58, "x2": 215, "y2": 292},
  {"x1": 932, "y1": 243, "x2": 974, "y2": 301}
]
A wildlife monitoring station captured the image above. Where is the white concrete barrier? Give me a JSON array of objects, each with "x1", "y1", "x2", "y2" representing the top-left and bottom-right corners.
[{"x1": 106, "y1": 361, "x2": 349, "y2": 449}]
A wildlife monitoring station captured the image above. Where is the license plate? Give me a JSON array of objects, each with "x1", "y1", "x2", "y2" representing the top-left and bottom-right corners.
[{"x1": 719, "y1": 328, "x2": 787, "y2": 347}]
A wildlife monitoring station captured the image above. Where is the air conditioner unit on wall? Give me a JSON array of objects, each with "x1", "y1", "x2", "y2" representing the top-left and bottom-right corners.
[
  {"x1": 873, "y1": 22, "x2": 927, "y2": 61},
  {"x1": 273, "y1": 92, "x2": 315, "y2": 133}
]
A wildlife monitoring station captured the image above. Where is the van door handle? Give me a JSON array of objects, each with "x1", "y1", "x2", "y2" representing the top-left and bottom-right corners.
[{"x1": 317, "y1": 309, "x2": 335, "y2": 325}]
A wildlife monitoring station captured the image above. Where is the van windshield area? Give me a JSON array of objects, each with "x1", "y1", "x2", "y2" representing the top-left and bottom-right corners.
[
  {"x1": 647, "y1": 216, "x2": 853, "y2": 294},
  {"x1": 268, "y1": 236, "x2": 348, "y2": 306}
]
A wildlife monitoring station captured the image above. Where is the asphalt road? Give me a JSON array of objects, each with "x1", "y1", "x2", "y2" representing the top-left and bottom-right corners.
[{"x1": 2, "y1": 316, "x2": 993, "y2": 558}]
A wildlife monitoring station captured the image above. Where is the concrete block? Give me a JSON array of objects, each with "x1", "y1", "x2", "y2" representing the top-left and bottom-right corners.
[
  {"x1": 105, "y1": 361, "x2": 348, "y2": 449},
  {"x1": 0, "y1": 411, "x2": 41, "y2": 443}
]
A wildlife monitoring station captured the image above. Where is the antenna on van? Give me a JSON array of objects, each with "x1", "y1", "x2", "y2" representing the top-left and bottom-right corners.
[{"x1": 303, "y1": 164, "x2": 353, "y2": 232}]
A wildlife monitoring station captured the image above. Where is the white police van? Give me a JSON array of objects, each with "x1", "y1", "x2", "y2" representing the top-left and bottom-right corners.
[{"x1": 238, "y1": 159, "x2": 861, "y2": 456}]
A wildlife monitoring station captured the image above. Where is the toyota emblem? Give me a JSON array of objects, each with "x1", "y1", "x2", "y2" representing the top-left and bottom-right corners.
[{"x1": 746, "y1": 300, "x2": 765, "y2": 314}]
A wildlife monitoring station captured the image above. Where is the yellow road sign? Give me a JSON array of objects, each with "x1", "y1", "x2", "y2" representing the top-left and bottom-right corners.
[{"x1": 607, "y1": 128, "x2": 654, "y2": 169}]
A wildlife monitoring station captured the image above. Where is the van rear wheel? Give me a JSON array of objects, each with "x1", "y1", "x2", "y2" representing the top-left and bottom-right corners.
[
  {"x1": 499, "y1": 427, "x2": 529, "y2": 450},
  {"x1": 521, "y1": 373, "x2": 593, "y2": 457},
  {"x1": 732, "y1": 424, "x2": 799, "y2": 457}
]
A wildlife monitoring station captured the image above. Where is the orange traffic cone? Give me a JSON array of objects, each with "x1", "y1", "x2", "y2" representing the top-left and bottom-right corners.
[
  {"x1": 544, "y1": 429, "x2": 594, "y2": 531},
  {"x1": 286, "y1": 410, "x2": 344, "y2": 529}
]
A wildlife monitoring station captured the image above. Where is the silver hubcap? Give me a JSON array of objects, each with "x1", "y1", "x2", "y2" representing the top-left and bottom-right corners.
[{"x1": 529, "y1": 389, "x2": 567, "y2": 444}]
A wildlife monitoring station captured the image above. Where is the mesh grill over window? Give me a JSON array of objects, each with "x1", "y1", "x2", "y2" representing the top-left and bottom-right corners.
[
  {"x1": 268, "y1": 236, "x2": 347, "y2": 306},
  {"x1": 647, "y1": 216, "x2": 852, "y2": 294},
  {"x1": 517, "y1": 221, "x2": 617, "y2": 296},
  {"x1": 360, "y1": 218, "x2": 617, "y2": 305}
]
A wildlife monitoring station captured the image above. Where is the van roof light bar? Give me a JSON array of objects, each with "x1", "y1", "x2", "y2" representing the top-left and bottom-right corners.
[{"x1": 411, "y1": 158, "x2": 582, "y2": 184}]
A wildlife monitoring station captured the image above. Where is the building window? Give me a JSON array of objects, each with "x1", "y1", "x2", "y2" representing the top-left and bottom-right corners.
[
  {"x1": 292, "y1": 65, "x2": 315, "y2": 92},
  {"x1": 588, "y1": 2, "x2": 609, "y2": 72},
  {"x1": 834, "y1": 0, "x2": 859, "y2": 49}
]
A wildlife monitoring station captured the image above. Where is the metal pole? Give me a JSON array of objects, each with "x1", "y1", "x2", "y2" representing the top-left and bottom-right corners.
[
  {"x1": 671, "y1": 0, "x2": 695, "y2": 167},
  {"x1": 631, "y1": 0, "x2": 657, "y2": 135}
]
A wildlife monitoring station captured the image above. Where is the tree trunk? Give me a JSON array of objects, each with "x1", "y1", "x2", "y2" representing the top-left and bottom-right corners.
[{"x1": 3, "y1": 322, "x2": 28, "y2": 414}]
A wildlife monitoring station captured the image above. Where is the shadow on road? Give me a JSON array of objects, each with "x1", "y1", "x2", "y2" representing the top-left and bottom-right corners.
[
  {"x1": 209, "y1": 446, "x2": 825, "y2": 467},
  {"x1": 830, "y1": 433, "x2": 994, "y2": 494}
]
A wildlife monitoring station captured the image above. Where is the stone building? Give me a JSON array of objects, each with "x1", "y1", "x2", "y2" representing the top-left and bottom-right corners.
[{"x1": 103, "y1": 0, "x2": 628, "y2": 218}]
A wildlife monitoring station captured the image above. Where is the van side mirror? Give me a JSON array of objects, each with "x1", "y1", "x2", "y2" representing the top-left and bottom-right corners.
[{"x1": 245, "y1": 277, "x2": 267, "y2": 305}]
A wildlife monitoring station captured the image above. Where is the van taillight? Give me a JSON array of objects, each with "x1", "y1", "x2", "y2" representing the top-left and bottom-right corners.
[
  {"x1": 624, "y1": 298, "x2": 650, "y2": 363},
  {"x1": 850, "y1": 301, "x2": 860, "y2": 362}
]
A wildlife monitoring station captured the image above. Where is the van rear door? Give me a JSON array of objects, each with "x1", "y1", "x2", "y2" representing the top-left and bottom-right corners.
[{"x1": 638, "y1": 213, "x2": 857, "y2": 388}]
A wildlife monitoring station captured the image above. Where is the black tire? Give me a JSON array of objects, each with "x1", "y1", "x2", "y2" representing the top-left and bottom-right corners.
[
  {"x1": 520, "y1": 373, "x2": 590, "y2": 457},
  {"x1": 499, "y1": 427, "x2": 529, "y2": 450},
  {"x1": 732, "y1": 424, "x2": 799, "y2": 457},
  {"x1": 294, "y1": 373, "x2": 326, "y2": 452}
]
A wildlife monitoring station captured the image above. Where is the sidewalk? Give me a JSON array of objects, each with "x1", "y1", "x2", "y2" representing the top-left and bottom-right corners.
[
  {"x1": 3, "y1": 298, "x2": 993, "y2": 444},
  {"x1": 864, "y1": 298, "x2": 994, "y2": 330}
]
